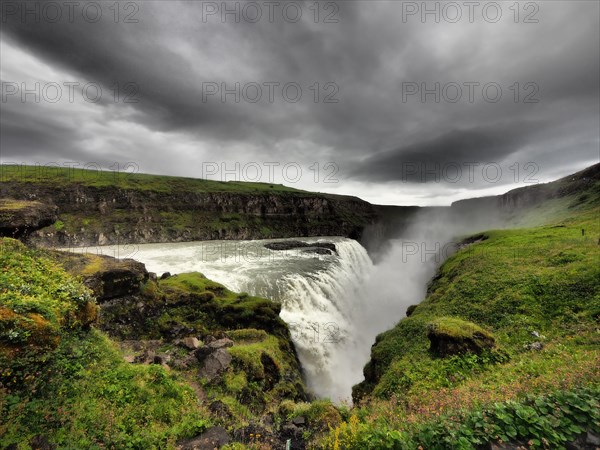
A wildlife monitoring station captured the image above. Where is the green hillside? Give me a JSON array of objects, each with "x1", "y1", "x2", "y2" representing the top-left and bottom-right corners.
[
  {"x1": 324, "y1": 170, "x2": 600, "y2": 448},
  {"x1": 0, "y1": 164, "x2": 306, "y2": 195}
]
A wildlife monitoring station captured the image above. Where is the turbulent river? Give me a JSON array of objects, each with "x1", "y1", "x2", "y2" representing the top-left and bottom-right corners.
[{"x1": 75, "y1": 235, "x2": 440, "y2": 402}]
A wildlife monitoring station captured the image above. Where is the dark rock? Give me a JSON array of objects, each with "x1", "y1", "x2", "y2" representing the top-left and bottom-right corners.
[
  {"x1": 194, "y1": 346, "x2": 213, "y2": 363},
  {"x1": 0, "y1": 199, "x2": 58, "y2": 239},
  {"x1": 152, "y1": 354, "x2": 171, "y2": 365},
  {"x1": 170, "y1": 352, "x2": 198, "y2": 370},
  {"x1": 208, "y1": 338, "x2": 234, "y2": 350},
  {"x1": 406, "y1": 304, "x2": 418, "y2": 317},
  {"x1": 281, "y1": 424, "x2": 303, "y2": 442},
  {"x1": 208, "y1": 400, "x2": 232, "y2": 420},
  {"x1": 167, "y1": 323, "x2": 196, "y2": 339},
  {"x1": 29, "y1": 435, "x2": 56, "y2": 450},
  {"x1": 160, "y1": 272, "x2": 171, "y2": 280},
  {"x1": 135, "y1": 349, "x2": 156, "y2": 364},
  {"x1": 177, "y1": 426, "x2": 230, "y2": 450},
  {"x1": 198, "y1": 348, "x2": 231, "y2": 380},
  {"x1": 587, "y1": 431, "x2": 600, "y2": 446},
  {"x1": 261, "y1": 352, "x2": 281, "y2": 390},
  {"x1": 301, "y1": 247, "x2": 333, "y2": 255},
  {"x1": 457, "y1": 233, "x2": 488, "y2": 248},
  {"x1": 264, "y1": 240, "x2": 337, "y2": 253},
  {"x1": 291, "y1": 416, "x2": 306, "y2": 426}
]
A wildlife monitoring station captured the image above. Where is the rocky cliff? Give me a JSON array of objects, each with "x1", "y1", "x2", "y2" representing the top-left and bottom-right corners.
[
  {"x1": 451, "y1": 162, "x2": 600, "y2": 217},
  {"x1": 0, "y1": 166, "x2": 421, "y2": 250}
]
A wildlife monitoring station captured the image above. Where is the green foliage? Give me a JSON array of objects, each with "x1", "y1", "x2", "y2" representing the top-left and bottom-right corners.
[
  {"x1": 0, "y1": 238, "x2": 97, "y2": 382},
  {"x1": 0, "y1": 331, "x2": 210, "y2": 449},
  {"x1": 325, "y1": 387, "x2": 599, "y2": 449}
]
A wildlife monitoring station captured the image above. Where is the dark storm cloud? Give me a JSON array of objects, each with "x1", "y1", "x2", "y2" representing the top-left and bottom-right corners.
[
  {"x1": 0, "y1": 0, "x2": 598, "y2": 203},
  {"x1": 350, "y1": 123, "x2": 540, "y2": 183}
]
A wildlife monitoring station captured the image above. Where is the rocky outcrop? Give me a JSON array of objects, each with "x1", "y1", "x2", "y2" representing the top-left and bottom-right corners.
[
  {"x1": 0, "y1": 199, "x2": 57, "y2": 238},
  {"x1": 427, "y1": 317, "x2": 496, "y2": 357},
  {"x1": 264, "y1": 240, "x2": 337, "y2": 254},
  {"x1": 51, "y1": 252, "x2": 148, "y2": 301}
]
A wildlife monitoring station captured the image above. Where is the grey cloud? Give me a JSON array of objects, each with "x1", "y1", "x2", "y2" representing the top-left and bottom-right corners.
[{"x1": 0, "y1": 0, "x2": 598, "y2": 204}]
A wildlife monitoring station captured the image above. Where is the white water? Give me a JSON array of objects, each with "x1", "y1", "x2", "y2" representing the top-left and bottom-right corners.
[{"x1": 66, "y1": 221, "x2": 459, "y2": 402}]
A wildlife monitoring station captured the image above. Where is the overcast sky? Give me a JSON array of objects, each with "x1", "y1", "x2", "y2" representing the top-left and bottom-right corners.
[{"x1": 1, "y1": 1, "x2": 598, "y2": 205}]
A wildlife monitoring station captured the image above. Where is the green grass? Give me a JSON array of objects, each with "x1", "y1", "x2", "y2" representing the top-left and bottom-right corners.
[
  {"x1": 1, "y1": 331, "x2": 211, "y2": 449},
  {"x1": 0, "y1": 238, "x2": 210, "y2": 449},
  {"x1": 0, "y1": 165, "x2": 307, "y2": 195},
  {"x1": 0, "y1": 239, "x2": 97, "y2": 357}
]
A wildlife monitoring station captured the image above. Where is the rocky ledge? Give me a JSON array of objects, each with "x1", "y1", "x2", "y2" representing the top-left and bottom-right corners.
[
  {"x1": 264, "y1": 240, "x2": 338, "y2": 255},
  {"x1": 0, "y1": 199, "x2": 57, "y2": 238}
]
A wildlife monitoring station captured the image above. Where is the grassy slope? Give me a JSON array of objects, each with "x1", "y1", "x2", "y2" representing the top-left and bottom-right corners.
[
  {"x1": 0, "y1": 165, "x2": 307, "y2": 195},
  {"x1": 322, "y1": 175, "x2": 600, "y2": 448},
  {"x1": 0, "y1": 239, "x2": 210, "y2": 448}
]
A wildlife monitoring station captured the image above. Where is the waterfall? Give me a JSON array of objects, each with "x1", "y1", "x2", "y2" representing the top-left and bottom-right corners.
[
  {"x1": 63, "y1": 233, "x2": 452, "y2": 402},
  {"x1": 276, "y1": 239, "x2": 374, "y2": 402}
]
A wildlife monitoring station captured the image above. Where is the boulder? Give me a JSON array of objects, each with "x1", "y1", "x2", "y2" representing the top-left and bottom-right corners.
[
  {"x1": 181, "y1": 337, "x2": 200, "y2": 350},
  {"x1": 56, "y1": 252, "x2": 148, "y2": 302},
  {"x1": 208, "y1": 337, "x2": 234, "y2": 350},
  {"x1": 427, "y1": 317, "x2": 495, "y2": 357},
  {"x1": 198, "y1": 349, "x2": 232, "y2": 380},
  {"x1": 0, "y1": 199, "x2": 58, "y2": 239},
  {"x1": 291, "y1": 416, "x2": 306, "y2": 426},
  {"x1": 524, "y1": 341, "x2": 544, "y2": 351},
  {"x1": 177, "y1": 426, "x2": 230, "y2": 450}
]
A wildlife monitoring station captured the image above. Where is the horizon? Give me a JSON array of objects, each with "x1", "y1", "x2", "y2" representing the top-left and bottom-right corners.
[{"x1": 1, "y1": 160, "x2": 597, "y2": 208}]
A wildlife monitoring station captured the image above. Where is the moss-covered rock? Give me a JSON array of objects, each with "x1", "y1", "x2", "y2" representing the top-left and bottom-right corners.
[
  {"x1": 52, "y1": 252, "x2": 148, "y2": 301},
  {"x1": 0, "y1": 199, "x2": 58, "y2": 238},
  {"x1": 426, "y1": 317, "x2": 495, "y2": 357}
]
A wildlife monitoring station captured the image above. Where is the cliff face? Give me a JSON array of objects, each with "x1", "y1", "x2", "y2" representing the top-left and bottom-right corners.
[
  {"x1": 451, "y1": 163, "x2": 600, "y2": 217},
  {"x1": 0, "y1": 181, "x2": 381, "y2": 247}
]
